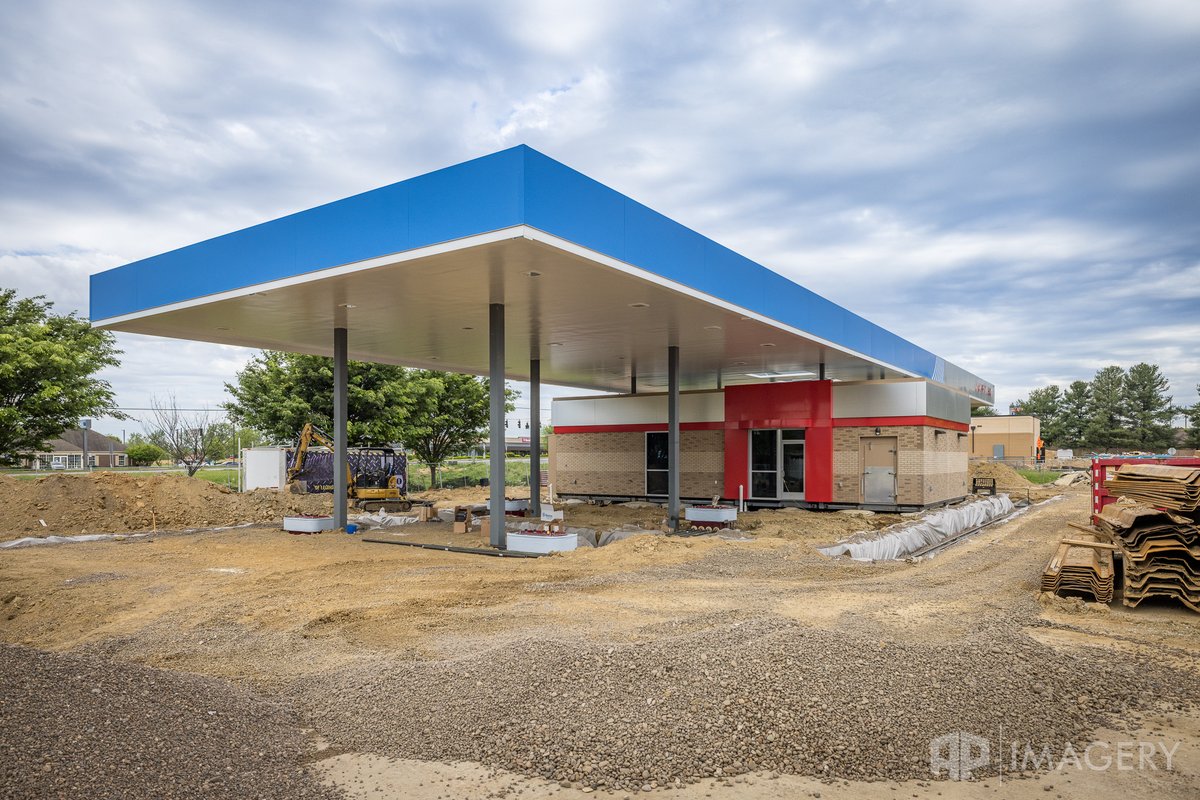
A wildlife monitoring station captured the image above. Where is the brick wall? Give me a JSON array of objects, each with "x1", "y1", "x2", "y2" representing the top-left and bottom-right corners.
[
  {"x1": 920, "y1": 427, "x2": 970, "y2": 503},
  {"x1": 552, "y1": 430, "x2": 724, "y2": 498},
  {"x1": 832, "y1": 425, "x2": 967, "y2": 506}
]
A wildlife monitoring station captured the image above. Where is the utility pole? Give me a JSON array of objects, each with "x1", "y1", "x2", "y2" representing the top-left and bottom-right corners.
[{"x1": 81, "y1": 418, "x2": 91, "y2": 471}]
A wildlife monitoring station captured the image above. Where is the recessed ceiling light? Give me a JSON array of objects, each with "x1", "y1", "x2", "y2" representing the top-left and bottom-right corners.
[
  {"x1": 747, "y1": 370, "x2": 816, "y2": 379},
  {"x1": 761, "y1": 342, "x2": 776, "y2": 347},
  {"x1": 338, "y1": 303, "x2": 357, "y2": 309},
  {"x1": 629, "y1": 302, "x2": 650, "y2": 308},
  {"x1": 525, "y1": 270, "x2": 542, "y2": 277},
  {"x1": 548, "y1": 342, "x2": 563, "y2": 347},
  {"x1": 704, "y1": 325, "x2": 722, "y2": 331}
]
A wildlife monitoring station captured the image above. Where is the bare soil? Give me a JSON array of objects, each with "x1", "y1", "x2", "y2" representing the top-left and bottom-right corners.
[
  {"x1": 0, "y1": 472, "x2": 331, "y2": 540},
  {"x1": 1, "y1": 482, "x2": 1197, "y2": 800},
  {"x1": 969, "y1": 460, "x2": 1063, "y2": 501}
]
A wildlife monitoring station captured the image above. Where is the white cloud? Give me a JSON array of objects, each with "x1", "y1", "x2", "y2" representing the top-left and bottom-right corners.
[
  {"x1": 2, "y1": 0, "x2": 1198, "y2": 424},
  {"x1": 486, "y1": 69, "x2": 614, "y2": 146}
]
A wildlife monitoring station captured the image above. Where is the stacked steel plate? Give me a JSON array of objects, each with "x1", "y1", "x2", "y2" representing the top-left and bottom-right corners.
[
  {"x1": 1097, "y1": 500, "x2": 1200, "y2": 614},
  {"x1": 1103, "y1": 464, "x2": 1200, "y2": 512},
  {"x1": 1041, "y1": 534, "x2": 1115, "y2": 603}
]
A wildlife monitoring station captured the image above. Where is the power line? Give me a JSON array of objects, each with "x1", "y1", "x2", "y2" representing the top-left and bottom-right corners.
[{"x1": 110, "y1": 407, "x2": 222, "y2": 412}]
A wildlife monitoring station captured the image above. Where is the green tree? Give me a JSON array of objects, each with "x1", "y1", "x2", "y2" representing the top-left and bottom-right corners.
[
  {"x1": 971, "y1": 406, "x2": 997, "y2": 417},
  {"x1": 224, "y1": 352, "x2": 419, "y2": 445},
  {"x1": 205, "y1": 422, "x2": 268, "y2": 459},
  {"x1": 1059, "y1": 380, "x2": 1092, "y2": 450},
  {"x1": 224, "y1": 352, "x2": 514, "y2": 485},
  {"x1": 1020, "y1": 385, "x2": 1065, "y2": 445},
  {"x1": 1085, "y1": 366, "x2": 1132, "y2": 451},
  {"x1": 0, "y1": 289, "x2": 123, "y2": 463},
  {"x1": 125, "y1": 442, "x2": 167, "y2": 466},
  {"x1": 1122, "y1": 363, "x2": 1175, "y2": 452},
  {"x1": 1185, "y1": 386, "x2": 1200, "y2": 449},
  {"x1": 396, "y1": 371, "x2": 516, "y2": 486}
]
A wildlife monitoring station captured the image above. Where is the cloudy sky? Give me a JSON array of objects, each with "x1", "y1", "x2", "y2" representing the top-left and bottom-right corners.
[{"x1": 2, "y1": 0, "x2": 1198, "y2": 437}]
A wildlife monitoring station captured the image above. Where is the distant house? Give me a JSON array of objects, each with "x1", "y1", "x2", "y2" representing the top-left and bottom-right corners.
[{"x1": 24, "y1": 428, "x2": 127, "y2": 470}]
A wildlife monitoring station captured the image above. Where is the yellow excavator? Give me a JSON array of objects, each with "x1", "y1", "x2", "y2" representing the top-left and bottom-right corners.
[{"x1": 286, "y1": 422, "x2": 413, "y2": 513}]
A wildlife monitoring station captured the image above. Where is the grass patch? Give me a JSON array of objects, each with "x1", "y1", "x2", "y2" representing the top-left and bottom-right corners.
[
  {"x1": 1015, "y1": 468, "x2": 1064, "y2": 485},
  {"x1": 407, "y1": 459, "x2": 534, "y2": 491},
  {"x1": 192, "y1": 468, "x2": 240, "y2": 488}
]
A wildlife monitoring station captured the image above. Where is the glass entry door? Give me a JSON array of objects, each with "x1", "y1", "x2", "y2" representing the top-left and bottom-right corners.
[
  {"x1": 781, "y1": 431, "x2": 806, "y2": 499},
  {"x1": 750, "y1": 429, "x2": 806, "y2": 500},
  {"x1": 750, "y1": 430, "x2": 778, "y2": 498}
]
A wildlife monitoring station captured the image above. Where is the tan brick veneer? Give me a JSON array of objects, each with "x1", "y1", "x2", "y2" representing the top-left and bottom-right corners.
[
  {"x1": 832, "y1": 425, "x2": 968, "y2": 505},
  {"x1": 552, "y1": 430, "x2": 724, "y2": 498}
]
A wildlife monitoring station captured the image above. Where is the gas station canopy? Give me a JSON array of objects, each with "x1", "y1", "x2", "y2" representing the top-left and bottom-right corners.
[{"x1": 90, "y1": 145, "x2": 993, "y2": 406}]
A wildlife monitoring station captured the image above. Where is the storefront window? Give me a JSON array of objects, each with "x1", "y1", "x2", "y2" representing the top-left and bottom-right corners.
[{"x1": 646, "y1": 432, "x2": 669, "y2": 495}]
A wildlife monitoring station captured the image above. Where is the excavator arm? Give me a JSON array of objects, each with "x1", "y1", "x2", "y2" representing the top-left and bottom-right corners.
[{"x1": 287, "y1": 422, "x2": 351, "y2": 488}]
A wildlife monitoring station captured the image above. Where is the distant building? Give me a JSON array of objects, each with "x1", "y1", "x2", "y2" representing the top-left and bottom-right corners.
[
  {"x1": 24, "y1": 428, "x2": 127, "y2": 469},
  {"x1": 471, "y1": 436, "x2": 534, "y2": 457},
  {"x1": 968, "y1": 415, "x2": 1041, "y2": 460}
]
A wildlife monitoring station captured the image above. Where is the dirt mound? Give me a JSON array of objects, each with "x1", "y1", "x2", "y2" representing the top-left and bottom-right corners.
[
  {"x1": 0, "y1": 472, "x2": 331, "y2": 539},
  {"x1": 738, "y1": 506, "x2": 905, "y2": 541},
  {"x1": 969, "y1": 459, "x2": 1036, "y2": 489}
]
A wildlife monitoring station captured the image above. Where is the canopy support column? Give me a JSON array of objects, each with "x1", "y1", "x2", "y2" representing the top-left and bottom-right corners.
[
  {"x1": 490, "y1": 304, "x2": 506, "y2": 548},
  {"x1": 529, "y1": 358, "x2": 541, "y2": 518},
  {"x1": 333, "y1": 326, "x2": 348, "y2": 530},
  {"x1": 668, "y1": 345, "x2": 680, "y2": 532}
]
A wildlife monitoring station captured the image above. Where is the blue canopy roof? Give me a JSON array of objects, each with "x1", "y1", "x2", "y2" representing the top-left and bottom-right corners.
[{"x1": 90, "y1": 145, "x2": 993, "y2": 404}]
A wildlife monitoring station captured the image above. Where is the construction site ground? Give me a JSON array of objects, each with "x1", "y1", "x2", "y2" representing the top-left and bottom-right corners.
[{"x1": 1, "y1": 474, "x2": 1199, "y2": 799}]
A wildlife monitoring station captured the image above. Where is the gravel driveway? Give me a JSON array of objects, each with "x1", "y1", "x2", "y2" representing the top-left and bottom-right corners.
[{"x1": 0, "y1": 644, "x2": 341, "y2": 800}]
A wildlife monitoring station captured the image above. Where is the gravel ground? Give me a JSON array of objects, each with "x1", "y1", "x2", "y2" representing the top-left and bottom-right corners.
[
  {"x1": 0, "y1": 644, "x2": 342, "y2": 800},
  {"x1": 293, "y1": 614, "x2": 1200, "y2": 792}
]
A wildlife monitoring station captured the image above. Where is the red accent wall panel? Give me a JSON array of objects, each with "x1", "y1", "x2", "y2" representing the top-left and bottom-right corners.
[
  {"x1": 722, "y1": 382, "x2": 834, "y2": 502},
  {"x1": 724, "y1": 428, "x2": 749, "y2": 502},
  {"x1": 805, "y1": 426, "x2": 834, "y2": 502}
]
